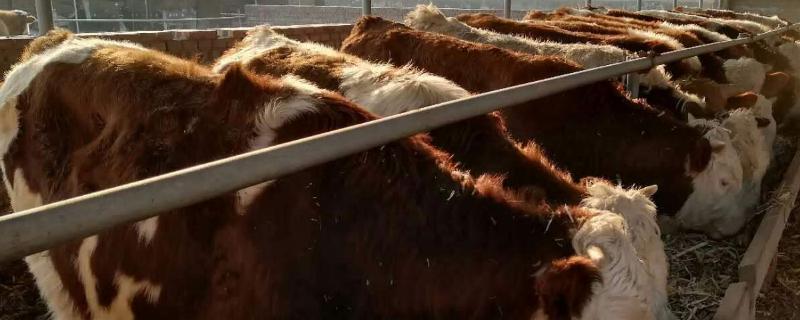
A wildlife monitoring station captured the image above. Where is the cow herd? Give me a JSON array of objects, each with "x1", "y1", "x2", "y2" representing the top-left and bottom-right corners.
[{"x1": 0, "y1": 5, "x2": 798, "y2": 320}]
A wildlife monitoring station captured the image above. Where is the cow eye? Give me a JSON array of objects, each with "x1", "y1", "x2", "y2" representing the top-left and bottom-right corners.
[{"x1": 720, "y1": 180, "x2": 729, "y2": 187}]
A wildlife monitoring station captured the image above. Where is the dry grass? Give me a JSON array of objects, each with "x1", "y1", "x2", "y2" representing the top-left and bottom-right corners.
[{"x1": 665, "y1": 136, "x2": 798, "y2": 320}]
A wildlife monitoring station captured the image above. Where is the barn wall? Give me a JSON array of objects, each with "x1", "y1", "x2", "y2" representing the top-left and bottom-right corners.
[
  {"x1": 726, "y1": 0, "x2": 800, "y2": 23},
  {"x1": 0, "y1": 24, "x2": 354, "y2": 75}
]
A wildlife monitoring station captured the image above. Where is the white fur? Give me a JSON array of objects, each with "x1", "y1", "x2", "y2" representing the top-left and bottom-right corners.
[
  {"x1": 679, "y1": 8, "x2": 787, "y2": 28},
  {"x1": 777, "y1": 41, "x2": 800, "y2": 76},
  {"x1": 212, "y1": 26, "x2": 294, "y2": 74},
  {"x1": 252, "y1": 74, "x2": 322, "y2": 148},
  {"x1": 637, "y1": 10, "x2": 776, "y2": 44},
  {"x1": 3, "y1": 167, "x2": 81, "y2": 320},
  {"x1": 623, "y1": 28, "x2": 703, "y2": 74},
  {"x1": 573, "y1": 209, "x2": 665, "y2": 320},
  {"x1": 723, "y1": 57, "x2": 767, "y2": 92},
  {"x1": 216, "y1": 24, "x2": 470, "y2": 118},
  {"x1": 640, "y1": 65, "x2": 706, "y2": 109},
  {"x1": 677, "y1": 117, "x2": 745, "y2": 238},
  {"x1": 406, "y1": 4, "x2": 631, "y2": 69},
  {"x1": 722, "y1": 109, "x2": 770, "y2": 216},
  {"x1": 658, "y1": 22, "x2": 732, "y2": 43},
  {"x1": 751, "y1": 94, "x2": 777, "y2": 157},
  {"x1": 134, "y1": 217, "x2": 158, "y2": 244},
  {"x1": 580, "y1": 182, "x2": 670, "y2": 320}
]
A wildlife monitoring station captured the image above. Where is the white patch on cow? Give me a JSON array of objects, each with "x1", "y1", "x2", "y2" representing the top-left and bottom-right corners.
[
  {"x1": 212, "y1": 25, "x2": 297, "y2": 74},
  {"x1": 7, "y1": 170, "x2": 82, "y2": 320},
  {"x1": 626, "y1": 28, "x2": 702, "y2": 73},
  {"x1": 236, "y1": 180, "x2": 275, "y2": 214},
  {"x1": 0, "y1": 38, "x2": 144, "y2": 143},
  {"x1": 405, "y1": 4, "x2": 631, "y2": 69},
  {"x1": 339, "y1": 63, "x2": 469, "y2": 116},
  {"x1": 659, "y1": 22, "x2": 732, "y2": 43},
  {"x1": 0, "y1": 96, "x2": 19, "y2": 158},
  {"x1": 639, "y1": 65, "x2": 706, "y2": 110},
  {"x1": 777, "y1": 41, "x2": 800, "y2": 76},
  {"x1": 679, "y1": 8, "x2": 787, "y2": 28},
  {"x1": 677, "y1": 117, "x2": 745, "y2": 238},
  {"x1": 76, "y1": 235, "x2": 102, "y2": 316},
  {"x1": 580, "y1": 182, "x2": 669, "y2": 320},
  {"x1": 25, "y1": 252, "x2": 83, "y2": 320},
  {"x1": 722, "y1": 108, "x2": 770, "y2": 216},
  {"x1": 723, "y1": 57, "x2": 767, "y2": 92},
  {"x1": 104, "y1": 272, "x2": 163, "y2": 318},
  {"x1": 134, "y1": 217, "x2": 158, "y2": 245},
  {"x1": 250, "y1": 74, "x2": 322, "y2": 148},
  {"x1": 573, "y1": 209, "x2": 669, "y2": 320}
]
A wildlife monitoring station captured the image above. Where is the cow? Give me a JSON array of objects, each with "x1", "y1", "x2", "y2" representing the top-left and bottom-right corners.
[
  {"x1": 675, "y1": 7, "x2": 789, "y2": 29},
  {"x1": 1, "y1": 29, "x2": 666, "y2": 320},
  {"x1": 213, "y1": 27, "x2": 672, "y2": 317},
  {"x1": 0, "y1": 9, "x2": 35, "y2": 36},
  {"x1": 403, "y1": 5, "x2": 753, "y2": 120},
  {"x1": 452, "y1": 12, "x2": 703, "y2": 80},
  {"x1": 341, "y1": 16, "x2": 747, "y2": 238}
]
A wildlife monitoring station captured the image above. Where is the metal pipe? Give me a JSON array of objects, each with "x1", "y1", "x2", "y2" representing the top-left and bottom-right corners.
[
  {"x1": 699, "y1": 0, "x2": 704, "y2": 8},
  {"x1": 0, "y1": 23, "x2": 796, "y2": 263},
  {"x1": 585, "y1": 0, "x2": 591, "y2": 8},
  {"x1": 673, "y1": 0, "x2": 678, "y2": 9},
  {"x1": 504, "y1": 0, "x2": 511, "y2": 18},
  {"x1": 72, "y1": 0, "x2": 79, "y2": 33},
  {"x1": 636, "y1": 0, "x2": 642, "y2": 11},
  {"x1": 34, "y1": 0, "x2": 54, "y2": 34},
  {"x1": 362, "y1": 0, "x2": 371, "y2": 16}
]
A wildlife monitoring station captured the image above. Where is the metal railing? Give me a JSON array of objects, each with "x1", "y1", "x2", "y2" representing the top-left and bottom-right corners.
[
  {"x1": 0, "y1": 21, "x2": 795, "y2": 263},
  {"x1": 53, "y1": 16, "x2": 246, "y2": 32}
]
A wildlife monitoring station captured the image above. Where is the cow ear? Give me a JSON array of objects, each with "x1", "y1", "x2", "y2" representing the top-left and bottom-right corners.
[
  {"x1": 756, "y1": 117, "x2": 771, "y2": 128},
  {"x1": 216, "y1": 63, "x2": 263, "y2": 99},
  {"x1": 761, "y1": 72, "x2": 791, "y2": 98},
  {"x1": 710, "y1": 139, "x2": 726, "y2": 153},
  {"x1": 640, "y1": 185, "x2": 658, "y2": 197},
  {"x1": 726, "y1": 92, "x2": 759, "y2": 110}
]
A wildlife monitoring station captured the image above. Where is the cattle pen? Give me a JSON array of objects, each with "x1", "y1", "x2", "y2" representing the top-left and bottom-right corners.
[{"x1": 0, "y1": 3, "x2": 799, "y2": 320}]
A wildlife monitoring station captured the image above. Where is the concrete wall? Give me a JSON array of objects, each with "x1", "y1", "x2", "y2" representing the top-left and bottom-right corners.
[
  {"x1": 726, "y1": 0, "x2": 799, "y2": 23},
  {"x1": 0, "y1": 24, "x2": 353, "y2": 75},
  {"x1": 244, "y1": 5, "x2": 527, "y2": 26}
]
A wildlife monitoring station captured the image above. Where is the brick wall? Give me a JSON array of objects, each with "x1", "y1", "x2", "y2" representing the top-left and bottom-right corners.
[
  {"x1": 244, "y1": 5, "x2": 528, "y2": 26},
  {"x1": 0, "y1": 24, "x2": 354, "y2": 75}
]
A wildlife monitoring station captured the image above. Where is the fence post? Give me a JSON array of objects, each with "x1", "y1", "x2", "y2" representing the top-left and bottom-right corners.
[
  {"x1": 504, "y1": 0, "x2": 511, "y2": 18},
  {"x1": 673, "y1": 0, "x2": 678, "y2": 9},
  {"x1": 699, "y1": 0, "x2": 704, "y2": 8},
  {"x1": 35, "y1": 0, "x2": 54, "y2": 34},
  {"x1": 637, "y1": 0, "x2": 642, "y2": 10},
  {"x1": 362, "y1": 0, "x2": 371, "y2": 16},
  {"x1": 585, "y1": 0, "x2": 592, "y2": 7}
]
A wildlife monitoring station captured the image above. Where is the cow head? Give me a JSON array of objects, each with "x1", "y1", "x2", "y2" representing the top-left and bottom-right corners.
[
  {"x1": 2, "y1": 10, "x2": 36, "y2": 36},
  {"x1": 678, "y1": 78, "x2": 748, "y2": 114},
  {"x1": 579, "y1": 180, "x2": 671, "y2": 320},
  {"x1": 676, "y1": 117, "x2": 745, "y2": 238},
  {"x1": 571, "y1": 209, "x2": 672, "y2": 320}
]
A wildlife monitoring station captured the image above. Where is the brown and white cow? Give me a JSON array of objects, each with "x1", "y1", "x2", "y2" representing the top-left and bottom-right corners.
[
  {"x1": 213, "y1": 27, "x2": 673, "y2": 318},
  {"x1": 0, "y1": 9, "x2": 35, "y2": 36},
  {"x1": 1, "y1": 30, "x2": 664, "y2": 320},
  {"x1": 452, "y1": 12, "x2": 703, "y2": 79},
  {"x1": 403, "y1": 5, "x2": 715, "y2": 120},
  {"x1": 341, "y1": 16, "x2": 746, "y2": 238}
]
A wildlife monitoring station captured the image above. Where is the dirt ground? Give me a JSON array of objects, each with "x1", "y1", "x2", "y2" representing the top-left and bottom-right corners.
[{"x1": 756, "y1": 203, "x2": 800, "y2": 320}]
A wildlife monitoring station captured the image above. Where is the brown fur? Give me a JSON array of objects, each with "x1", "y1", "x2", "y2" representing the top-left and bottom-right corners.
[
  {"x1": 8, "y1": 31, "x2": 601, "y2": 319},
  {"x1": 341, "y1": 16, "x2": 711, "y2": 216},
  {"x1": 218, "y1": 35, "x2": 586, "y2": 205},
  {"x1": 18, "y1": 28, "x2": 75, "y2": 62}
]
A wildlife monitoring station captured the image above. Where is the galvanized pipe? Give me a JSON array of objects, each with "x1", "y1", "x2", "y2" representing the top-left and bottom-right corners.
[
  {"x1": 503, "y1": 0, "x2": 511, "y2": 18},
  {"x1": 34, "y1": 0, "x2": 54, "y2": 34},
  {"x1": 362, "y1": 0, "x2": 371, "y2": 16},
  {"x1": 673, "y1": 0, "x2": 678, "y2": 9},
  {"x1": 699, "y1": 0, "x2": 704, "y2": 8},
  {"x1": 0, "y1": 23, "x2": 796, "y2": 263},
  {"x1": 636, "y1": 0, "x2": 642, "y2": 11},
  {"x1": 585, "y1": 0, "x2": 592, "y2": 8}
]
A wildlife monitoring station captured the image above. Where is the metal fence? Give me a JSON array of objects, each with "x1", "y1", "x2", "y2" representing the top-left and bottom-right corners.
[{"x1": 0, "y1": 18, "x2": 796, "y2": 262}]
